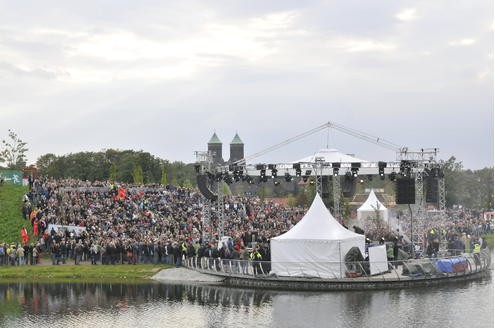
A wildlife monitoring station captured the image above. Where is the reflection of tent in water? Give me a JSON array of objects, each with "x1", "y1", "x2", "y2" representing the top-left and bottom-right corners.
[{"x1": 270, "y1": 193, "x2": 365, "y2": 279}]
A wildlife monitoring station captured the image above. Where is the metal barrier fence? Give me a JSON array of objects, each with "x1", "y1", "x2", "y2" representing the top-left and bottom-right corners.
[{"x1": 184, "y1": 249, "x2": 491, "y2": 281}]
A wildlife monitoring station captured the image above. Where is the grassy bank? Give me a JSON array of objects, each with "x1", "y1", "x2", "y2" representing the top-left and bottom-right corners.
[
  {"x1": 0, "y1": 264, "x2": 171, "y2": 282},
  {"x1": 0, "y1": 184, "x2": 29, "y2": 243}
]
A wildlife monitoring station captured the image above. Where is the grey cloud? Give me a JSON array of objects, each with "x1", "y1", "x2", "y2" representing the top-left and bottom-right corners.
[{"x1": 0, "y1": 61, "x2": 61, "y2": 79}]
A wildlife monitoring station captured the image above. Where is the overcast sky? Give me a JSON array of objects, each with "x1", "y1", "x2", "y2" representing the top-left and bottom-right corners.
[{"x1": 0, "y1": 1, "x2": 493, "y2": 170}]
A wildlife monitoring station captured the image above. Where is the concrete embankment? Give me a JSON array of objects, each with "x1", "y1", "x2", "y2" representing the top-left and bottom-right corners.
[{"x1": 152, "y1": 267, "x2": 224, "y2": 284}]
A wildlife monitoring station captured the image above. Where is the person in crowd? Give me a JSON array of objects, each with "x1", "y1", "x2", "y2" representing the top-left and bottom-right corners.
[{"x1": 249, "y1": 245, "x2": 262, "y2": 275}]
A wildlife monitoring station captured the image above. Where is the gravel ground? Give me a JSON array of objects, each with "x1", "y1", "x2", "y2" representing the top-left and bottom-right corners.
[{"x1": 152, "y1": 267, "x2": 225, "y2": 284}]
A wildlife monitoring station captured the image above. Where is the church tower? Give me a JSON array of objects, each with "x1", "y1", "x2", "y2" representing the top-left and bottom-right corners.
[
  {"x1": 228, "y1": 133, "x2": 244, "y2": 163},
  {"x1": 208, "y1": 132, "x2": 224, "y2": 164}
]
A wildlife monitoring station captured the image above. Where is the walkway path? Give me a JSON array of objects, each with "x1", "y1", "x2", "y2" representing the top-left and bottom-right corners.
[{"x1": 152, "y1": 267, "x2": 224, "y2": 284}]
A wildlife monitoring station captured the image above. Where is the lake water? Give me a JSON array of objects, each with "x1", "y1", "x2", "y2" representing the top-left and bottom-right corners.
[{"x1": 0, "y1": 273, "x2": 492, "y2": 328}]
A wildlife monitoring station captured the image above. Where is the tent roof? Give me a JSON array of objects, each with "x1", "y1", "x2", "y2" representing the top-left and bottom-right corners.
[
  {"x1": 294, "y1": 148, "x2": 367, "y2": 163},
  {"x1": 272, "y1": 193, "x2": 362, "y2": 241},
  {"x1": 357, "y1": 189, "x2": 387, "y2": 212}
]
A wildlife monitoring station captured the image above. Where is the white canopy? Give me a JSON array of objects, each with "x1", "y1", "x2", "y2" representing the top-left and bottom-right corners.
[
  {"x1": 270, "y1": 193, "x2": 365, "y2": 279},
  {"x1": 294, "y1": 148, "x2": 368, "y2": 163},
  {"x1": 357, "y1": 189, "x2": 388, "y2": 223}
]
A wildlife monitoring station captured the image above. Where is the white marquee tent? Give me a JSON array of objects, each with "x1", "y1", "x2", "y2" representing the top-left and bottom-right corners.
[
  {"x1": 357, "y1": 189, "x2": 388, "y2": 224},
  {"x1": 270, "y1": 193, "x2": 365, "y2": 279},
  {"x1": 294, "y1": 148, "x2": 368, "y2": 164}
]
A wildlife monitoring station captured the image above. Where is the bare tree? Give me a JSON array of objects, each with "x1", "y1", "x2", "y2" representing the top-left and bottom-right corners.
[{"x1": 0, "y1": 129, "x2": 28, "y2": 169}]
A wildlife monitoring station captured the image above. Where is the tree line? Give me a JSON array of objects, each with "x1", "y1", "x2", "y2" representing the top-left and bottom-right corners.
[{"x1": 35, "y1": 150, "x2": 196, "y2": 187}]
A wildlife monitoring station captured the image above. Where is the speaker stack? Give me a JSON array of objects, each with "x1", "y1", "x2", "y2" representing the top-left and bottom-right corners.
[{"x1": 396, "y1": 177, "x2": 416, "y2": 204}]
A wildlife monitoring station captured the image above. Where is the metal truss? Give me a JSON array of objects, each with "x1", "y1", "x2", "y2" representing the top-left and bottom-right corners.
[
  {"x1": 216, "y1": 183, "x2": 225, "y2": 238},
  {"x1": 201, "y1": 199, "x2": 212, "y2": 242},
  {"x1": 313, "y1": 157, "x2": 325, "y2": 197},
  {"x1": 333, "y1": 175, "x2": 341, "y2": 219},
  {"x1": 438, "y1": 177, "x2": 446, "y2": 212}
]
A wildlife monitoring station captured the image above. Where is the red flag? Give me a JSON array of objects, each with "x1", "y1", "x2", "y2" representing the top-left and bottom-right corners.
[{"x1": 117, "y1": 188, "x2": 126, "y2": 200}]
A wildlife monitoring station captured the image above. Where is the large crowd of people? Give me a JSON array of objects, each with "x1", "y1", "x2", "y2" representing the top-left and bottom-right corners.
[
  {"x1": 1, "y1": 178, "x2": 305, "y2": 267},
  {"x1": 0, "y1": 177, "x2": 492, "y2": 267}
]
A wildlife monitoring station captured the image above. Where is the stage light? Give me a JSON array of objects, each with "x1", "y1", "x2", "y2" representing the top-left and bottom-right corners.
[
  {"x1": 271, "y1": 168, "x2": 278, "y2": 178},
  {"x1": 400, "y1": 160, "x2": 412, "y2": 177},
  {"x1": 293, "y1": 163, "x2": 301, "y2": 169},
  {"x1": 302, "y1": 169, "x2": 311, "y2": 183},
  {"x1": 378, "y1": 161, "x2": 386, "y2": 180},
  {"x1": 285, "y1": 173, "x2": 293, "y2": 182},
  {"x1": 293, "y1": 163, "x2": 302, "y2": 177},
  {"x1": 274, "y1": 180, "x2": 280, "y2": 186},
  {"x1": 350, "y1": 163, "x2": 360, "y2": 178},
  {"x1": 389, "y1": 171, "x2": 397, "y2": 182},
  {"x1": 333, "y1": 168, "x2": 339, "y2": 176}
]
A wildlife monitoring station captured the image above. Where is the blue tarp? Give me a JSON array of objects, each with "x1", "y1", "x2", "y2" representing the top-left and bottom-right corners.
[{"x1": 435, "y1": 258, "x2": 467, "y2": 273}]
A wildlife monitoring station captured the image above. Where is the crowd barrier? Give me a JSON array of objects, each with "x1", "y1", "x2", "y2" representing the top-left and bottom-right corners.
[{"x1": 184, "y1": 249, "x2": 491, "y2": 282}]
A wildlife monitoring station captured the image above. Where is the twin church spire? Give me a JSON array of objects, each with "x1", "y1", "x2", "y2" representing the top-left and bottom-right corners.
[{"x1": 207, "y1": 132, "x2": 244, "y2": 164}]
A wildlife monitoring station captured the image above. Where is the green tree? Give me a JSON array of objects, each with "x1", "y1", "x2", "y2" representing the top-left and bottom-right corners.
[
  {"x1": 183, "y1": 178, "x2": 193, "y2": 188},
  {"x1": 36, "y1": 153, "x2": 58, "y2": 176},
  {"x1": 161, "y1": 166, "x2": 168, "y2": 185},
  {"x1": 258, "y1": 185, "x2": 267, "y2": 200},
  {"x1": 295, "y1": 189, "x2": 308, "y2": 207},
  {"x1": 133, "y1": 165, "x2": 143, "y2": 184},
  {"x1": 0, "y1": 129, "x2": 28, "y2": 169},
  {"x1": 476, "y1": 167, "x2": 494, "y2": 209},
  {"x1": 221, "y1": 181, "x2": 232, "y2": 195},
  {"x1": 304, "y1": 183, "x2": 316, "y2": 206},
  {"x1": 109, "y1": 163, "x2": 118, "y2": 182},
  {"x1": 287, "y1": 195, "x2": 296, "y2": 207}
]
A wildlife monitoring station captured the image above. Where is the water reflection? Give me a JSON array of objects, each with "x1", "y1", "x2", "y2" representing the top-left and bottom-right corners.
[{"x1": 0, "y1": 275, "x2": 492, "y2": 328}]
